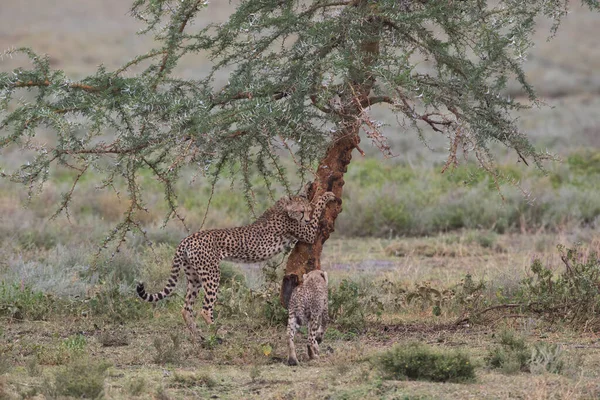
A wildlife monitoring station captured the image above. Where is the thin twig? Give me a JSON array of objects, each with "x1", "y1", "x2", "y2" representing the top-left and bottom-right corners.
[{"x1": 454, "y1": 303, "x2": 524, "y2": 325}]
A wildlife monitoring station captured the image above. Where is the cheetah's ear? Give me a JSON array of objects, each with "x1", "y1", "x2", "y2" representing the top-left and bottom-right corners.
[{"x1": 321, "y1": 271, "x2": 328, "y2": 285}]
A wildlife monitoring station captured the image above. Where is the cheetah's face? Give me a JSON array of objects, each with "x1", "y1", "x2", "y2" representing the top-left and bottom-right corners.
[{"x1": 285, "y1": 197, "x2": 312, "y2": 225}]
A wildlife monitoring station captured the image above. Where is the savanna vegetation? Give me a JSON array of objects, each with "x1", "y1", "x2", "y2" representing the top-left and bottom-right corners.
[{"x1": 2, "y1": 0, "x2": 600, "y2": 399}]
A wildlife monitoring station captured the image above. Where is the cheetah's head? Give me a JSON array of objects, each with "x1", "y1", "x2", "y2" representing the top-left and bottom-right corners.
[
  {"x1": 303, "y1": 270, "x2": 328, "y2": 285},
  {"x1": 285, "y1": 197, "x2": 313, "y2": 225}
]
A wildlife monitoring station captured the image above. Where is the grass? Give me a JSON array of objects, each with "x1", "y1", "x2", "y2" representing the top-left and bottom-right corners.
[
  {"x1": 372, "y1": 343, "x2": 475, "y2": 383},
  {"x1": 1, "y1": 236, "x2": 600, "y2": 398}
]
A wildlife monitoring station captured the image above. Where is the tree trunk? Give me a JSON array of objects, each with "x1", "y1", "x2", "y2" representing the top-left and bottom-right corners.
[{"x1": 280, "y1": 11, "x2": 379, "y2": 307}]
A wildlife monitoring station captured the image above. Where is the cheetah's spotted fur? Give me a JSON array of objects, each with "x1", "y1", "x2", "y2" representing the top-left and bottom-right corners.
[
  {"x1": 136, "y1": 189, "x2": 336, "y2": 337},
  {"x1": 286, "y1": 269, "x2": 329, "y2": 365}
]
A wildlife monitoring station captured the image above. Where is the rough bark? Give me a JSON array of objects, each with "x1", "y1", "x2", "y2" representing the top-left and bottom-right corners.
[
  {"x1": 280, "y1": 125, "x2": 360, "y2": 307},
  {"x1": 280, "y1": 9, "x2": 380, "y2": 307}
]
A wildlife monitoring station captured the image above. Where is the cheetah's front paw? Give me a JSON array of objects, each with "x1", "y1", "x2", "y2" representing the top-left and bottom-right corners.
[
  {"x1": 322, "y1": 192, "x2": 336, "y2": 203},
  {"x1": 200, "y1": 309, "x2": 214, "y2": 325}
]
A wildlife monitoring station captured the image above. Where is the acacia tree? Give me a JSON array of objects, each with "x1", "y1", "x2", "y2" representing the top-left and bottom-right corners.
[{"x1": 1, "y1": 0, "x2": 598, "y2": 305}]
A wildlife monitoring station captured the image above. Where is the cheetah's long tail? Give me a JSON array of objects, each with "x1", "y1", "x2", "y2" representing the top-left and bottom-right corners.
[{"x1": 136, "y1": 257, "x2": 182, "y2": 302}]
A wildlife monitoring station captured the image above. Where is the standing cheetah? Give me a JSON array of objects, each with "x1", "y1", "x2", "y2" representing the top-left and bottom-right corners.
[
  {"x1": 136, "y1": 188, "x2": 336, "y2": 337},
  {"x1": 286, "y1": 269, "x2": 329, "y2": 366}
]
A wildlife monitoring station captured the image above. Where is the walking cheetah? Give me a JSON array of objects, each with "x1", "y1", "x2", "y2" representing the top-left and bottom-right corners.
[
  {"x1": 286, "y1": 269, "x2": 329, "y2": 366},
  {"x1": 136, "y1": 188, "x2": 336, "y2": 337}
]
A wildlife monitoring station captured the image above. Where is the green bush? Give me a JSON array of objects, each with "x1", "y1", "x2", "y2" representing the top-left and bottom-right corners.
[
  {"x1": 485, "y1": 330, "x2": 565, "y2": 375},
  {"x1": 88, "y1": 287, "x2": 152, "y2": 323},
  {"x1": 329, "y1": 279, "x2": 369, "y2": 332},
  {"x1": 518, "y1": 245, "x2": 600, "y2": 328},
  {"x1": 171, "y1": 371, "x2": 217, "y2": 389},
  {"x1": 372, "y1": 343, "x2": 475, "y2": 383},
  {"x1": 262, "y1": 296, "x2": 288, "y2": 327},
  {"x1": 530, "y1": 342, "x2": 564, "y2": 374},
  {"x1": 0, "y1": 282, "x2": 55, "y2": 320},
  {"x1": 62, "y1": 333, "x2": 87, "y2": 353},
  {"x1": 485, "y1": 330, "x2": 531, "y2": 374}
]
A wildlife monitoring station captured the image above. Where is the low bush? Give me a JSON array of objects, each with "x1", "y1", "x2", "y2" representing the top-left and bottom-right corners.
[
  {"x1": 45, "y1": 358, "x2": 111, "y2": 399},
  {"x1": 485, "y1": 330, "x2": 564, "y2": 375},
  {"x1": 372, "y1": 343, "x2": 475, "y2": 383},
  {"x1": 153, "y1": 333, "x2": 184, "y2": 365},
  {"x1": 517, "y1": 245, "x2": 600, "y2": 328},
  {"x1": 485, "y1": 330, "x2": 531, "y2": 374},
  {"x1": 329, "y1": 279, "x2": 383, "y2": 332},
  {"x1": 530, "y1": 342, "x2": 564, "y2": 374},
  {"x1": 0, "y1": 282, "x2": 55, "y2": 320},
  {"x1": 171, "y1": 371, "x2": 217, "y2": 389},
  {"x1": 125, "y1": 376, "x2": 148, "y2": 397},
  {"x1": 262, "y1": 295, "x2": 288, "y2": 327},
  {"x1": 62, "y1": 333, "x2": 87, "y2": 354},
  {"x1": 88, "y1": 287, "x2": 153, "y2": 323}
]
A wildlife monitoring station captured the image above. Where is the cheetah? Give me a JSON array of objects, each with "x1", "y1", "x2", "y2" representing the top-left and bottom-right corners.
[
  {"x1": 136, "y1": 188, "x2": 336, "y2": 337},
  {"x1": 286, "y1": 269, "x2": 329, "y2": 366}
]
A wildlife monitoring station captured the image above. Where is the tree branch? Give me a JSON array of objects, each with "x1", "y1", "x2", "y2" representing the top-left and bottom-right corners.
[
  {"x1": 359, "y1": 95, "x2": 393, "y2": 108},
  {"x1": 12, "y1": 79, "x2": 104, "y2": 93}
]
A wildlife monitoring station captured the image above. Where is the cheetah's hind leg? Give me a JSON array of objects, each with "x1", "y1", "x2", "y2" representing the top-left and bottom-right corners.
[
  {"x1": 199, "y1": 262, "x2": 220, "y2": 326},
  {"x1": 287, "y1": 315, "x2": 300, "y2": 366},
  {"x1": 307, "y1": 316, "x2": 320, "y2": 360},
  {"x1": 182, "y1": 273, "x2": 204, "y2": 342}
]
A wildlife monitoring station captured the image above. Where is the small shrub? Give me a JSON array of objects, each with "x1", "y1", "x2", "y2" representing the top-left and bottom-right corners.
[
  {"x1": 17, "y1": 229, "x2": 57, "y2": 250},
  {"x1": 249, "y1": 366, "x2": 261, "y2": 382},
  {"x1": 0, "y1": 282, "x2": 54, "y2": 320},
  {"x1": 216, "y1": 278, "x2": 259, "y2": 320},
  {"x1": 88, "y1": 287, "x2": 151, "y2": 323},
  {"x1": 518, "y1": 245, "x2": 600, "y2": 328},
  {"x1": 91, "y1": 248, "x2": 142, "y2": 285},
  {"x1": 202, "y1": 333, "x2": 223, "y2": 350},
  {"x1": 530, "y1": 343, "x2": 564, "y2": 375},
  {"x1": 62, "y1": 333, "x2": 87, "y2": 353},
  {"x1": 474, "y1": 231, "x2": 497, "y2": 249},
  {"x1": 171, "y1": 371, "x2": 217, "y2": 388},
  {"x1": 405, "y1": 282, "x2": 446, "y2": 314},
  {"x1": 485, "y1": 330, "x2": 530, "y2": 374},
  {"x1": 325, "y1": 327, "x2": 358, "y2": 341},
  {"x1": 372, "y1": 343, "x2": 475, "y2": 383},
  {"x1": 46, "y1": 359, "x2": 111, "y2": 399},
  {"x1": 125, "y1": 376, "x2": 147, "y2": 397},
  {"x1": 153, "y1": 333, "x2": 183, "y2": 365},
  {"x1": 155, "y1": 386, "x2": 171, "y2": 400},
  {"x1": 486, "y1": 331, "x2": 565, "y2": 375},
  {"x1": 329, "y1": 279, "x2": 383, "y2": 332},
  {"x1": 26, "y1": 357, "x2": 42, "y2": 377},
  {"x1": 35, "y1": 344, "x2": 73, "y2": 366},
  {"x1": 262, "y1": 296, "x2": 288, "y2": 327}
]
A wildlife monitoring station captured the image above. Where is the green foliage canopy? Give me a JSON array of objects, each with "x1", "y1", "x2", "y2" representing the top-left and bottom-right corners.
[{"x1": 1, "y1": 0, "x2": 598, "y2": 245}]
